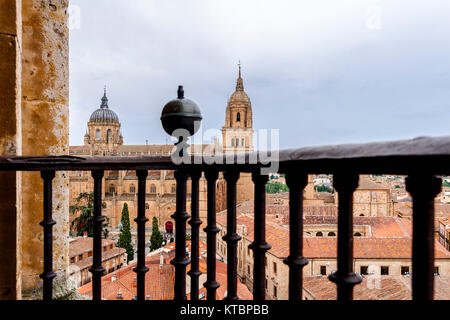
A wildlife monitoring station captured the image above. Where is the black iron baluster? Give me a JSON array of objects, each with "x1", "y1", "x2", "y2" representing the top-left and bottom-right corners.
[
  {"x1": 188, "y1": 169, "x2": 202, "y2": 300},
  {"x1": 223, "y1": 170, "x2": 241, "y2": 300},
  {"x1": 90, "y1": 170, "x2": 105, "y2": 300},
  {"x1": 170, "y1": 169, "x2": 190, "y2": 300},
  {"x1": 249, "y1": 172, "x2": 271, "y2": 300},
  {"x1": 328, "y1": 171, "x2": 362, "y2": 300},
  {"x1": 283, "y1": 171, "x2": 309, "y2": 300},
  {"x1": 203, "y1": 169, "x2": 220, "y2": 300},
  {"x1": 405, "y1": 173, "x2": 441, "y2": 300},
  {"x1": 133, "y1": 170, "x2": 149, "y2": 300},
  {"x1": 40, "y1": 170, "x2": 56, "y2": 301}
]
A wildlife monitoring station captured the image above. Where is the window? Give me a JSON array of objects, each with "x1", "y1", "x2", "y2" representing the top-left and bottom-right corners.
[
  {"x1": 273, "y1": 285, "x2": 277, "y2": 298},
  {"x1": 109, "y1": 184, "x2": 115, "y2": 193},
  {"x1": 231, "y1": 138, "x2": 234, "y2": 146},
  {"x1": 434, "y1": 266, "x2": 439, "y2": 275},
  {"x1": 265, "y1": 279, "x2": 268, "y2": 290},
  {"x1": 360, "y1": 266, "x2": 368, "y2": 275},
  {"x1": 78, "y1": 254, "x2": 83, "y2": 261},
  {"x1": 320, "y1": 266, "x2": 327, "y2": 275},
  {"x1": 88, "y1": 251, "x2": 92, "y2": 257},
  {"x1": 273, "y1": 262, "x2": 277, "y2": 274},
  {"x1": 328, "y1": 232, "x2": 336, "y2": 237},
  {"x1": 316, "y1": 232, "x2": 323, "y2": 237},
  {"x1": 247, "y1": 265, "x2": 251, "y2": 275},
  {"x1": 236, "y1": 138, "x2": 239, "y2": 147},
  {"x1": 95, "y1": 129, "x2": 100, "y2": 139},
  {"x1": 354, "y1": 232, "x2": 362, "y2": 237},
  {"x1": 381, "y1": 266, "x2": 389, "y2": 275},
  {"x1": 70, "y1": 257, "x2": 75, "y2": 264},
  {"x1": 171, "y1": 184, "x2": 176, "y2": 193},
  {"x1": 241, "y1": 138, "x2": 244, "y2": 147},
  {"x1": 150, "y1": 184, "x2": 156, "y2": 193},
  {"x1": 145, "y1": 203, "x2": 149, "y2": 210},
  {"x1": 401, "y1": 266, "x2": 409, "y2": 275},
  {"x1": 371, "y1": 192, "x2": 377, "y2": 199},
  {"x1": 359, "y1": 214, "x2": 365, "y2": 217},
  {"x1": 130, "y1": 184, "x2": 136, "y2": 193},
  {"x1": 237, "y1": 112, "x2": 241, "y2": 122},
  {"x1": 102, "y1": 202, "x2": 107, "y2": 209},
  {"x1": 106, "y1": 129, "x2": 112, "y2": 143}
]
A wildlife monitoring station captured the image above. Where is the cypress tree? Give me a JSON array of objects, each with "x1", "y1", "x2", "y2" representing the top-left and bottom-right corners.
[
  {"x1": 117, "y1": 203, "x2": 134, "y2": 262},
  {"x1": 150, "y1": 217, "x2": 164, "y2": 251}
]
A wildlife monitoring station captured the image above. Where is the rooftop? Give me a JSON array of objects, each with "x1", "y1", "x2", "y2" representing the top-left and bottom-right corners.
[{"x1": 303, "y1": 275, "x2": 450, "y2": 300}]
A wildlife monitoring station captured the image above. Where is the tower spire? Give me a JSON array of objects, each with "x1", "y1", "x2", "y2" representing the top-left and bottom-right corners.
[
  {"x1": 238, "y1": 60, "x2": 241, "y2": 78},
  {"x1": 101, "y1": 85, "x2": 109, "y2": 108},
  {"x1": 236, "y1": 61, "x2": 244, "y2": 91}
]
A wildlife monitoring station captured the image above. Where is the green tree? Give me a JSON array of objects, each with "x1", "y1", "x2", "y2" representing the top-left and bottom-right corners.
[
  {"x1": 265, "y1": 182, "x2": 289, "y2": 194},
  {"x1": 314, "y1": 185, "x2": 335, "y2": 194},
  {"x1": 117, "y1": 203, "x2": 134, "y2": 262},
  {"x1": 150, "y1": 217, "x2": 164, "y2": 251},
  {"x1": 70, "y1": 192, "x2": 108, "y2": 237}
]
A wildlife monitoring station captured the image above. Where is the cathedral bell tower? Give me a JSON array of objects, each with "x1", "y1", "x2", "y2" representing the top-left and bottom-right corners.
[
  {"x1": 222, "y1": 63, "x2": 254, "y2": 153},
  {"x1": 84, "y1": 88, "x2": 123, "y2": 155}
]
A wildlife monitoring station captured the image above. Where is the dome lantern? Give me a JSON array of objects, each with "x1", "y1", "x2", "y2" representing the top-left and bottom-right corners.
[{"x1": 89, "y1": 88, "x2": 120, "y2": 124}]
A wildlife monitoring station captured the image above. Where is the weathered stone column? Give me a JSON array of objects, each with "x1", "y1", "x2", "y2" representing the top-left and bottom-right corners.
[
  {"x1": 0, "y1": 0, "x2": 23, "y2": 300},
  {"x1": 21, "y1": 0, "x2": 70, "y2": 297}
]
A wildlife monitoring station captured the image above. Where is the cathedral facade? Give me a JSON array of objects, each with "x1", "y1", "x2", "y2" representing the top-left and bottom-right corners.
[{"x1": 69, "y1": 67, "x2": 255, "y2": 237}]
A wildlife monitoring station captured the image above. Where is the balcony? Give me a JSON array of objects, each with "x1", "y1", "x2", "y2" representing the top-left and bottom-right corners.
[{"x1": 1, "y1": 135, "x2": 448, "y2": 300}]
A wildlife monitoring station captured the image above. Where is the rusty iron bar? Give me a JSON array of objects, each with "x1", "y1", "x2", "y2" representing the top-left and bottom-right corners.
[
  {"x1": 40, "y1": 170, "x2": 56, "y2": 301},
  {"x1": 249, "y1": 172, "x2": 271, "y2": 300},
  {"x1": 328, "y1": 172, "x2": 362, "y2": 300},
  {"x1": 133, "y1": 170, "x2": 149, "y2": 300},
  {"x1": 188, "y1": 169, "x2": 202, "y2": 300},
  {"x1": 90, "y1": 170, "x2": 105, "y2": 300},
  {"x1": 170, "y1": 169, "x2": 190, "y2": 300},
  {"x1": 405, "y1": 173, "x2": 441, "y2": 300},
  {"x1": 203, "y1": 169, "x2": 220, "y2": 300},
  {"x1": 283, "y1": 171, "x2": 309, "y2": 300},
  {"x1": 223, "y1": 170, "x2": 241, "y2": 300}
]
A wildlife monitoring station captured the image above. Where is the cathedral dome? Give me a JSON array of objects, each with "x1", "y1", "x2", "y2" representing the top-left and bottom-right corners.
[{"x1": 89, "y1": 90, "x2": 120, "y2": 124}]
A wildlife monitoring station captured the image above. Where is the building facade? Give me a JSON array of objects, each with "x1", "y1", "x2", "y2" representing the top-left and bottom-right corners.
[{"x1": 68, "y1": 237, "x2": 127, "y2": 288}]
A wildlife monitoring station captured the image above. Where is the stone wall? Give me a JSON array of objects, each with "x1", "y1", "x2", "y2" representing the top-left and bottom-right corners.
[
  {"x1": 21, "y1": 0, "x2": 69, "y2": 293},
  {"x1": 0, "y1": 0, "x2": 70, "y2": 299},
  {"x1": 0, "y1": 0, "x2": 23, "y2": 300}
]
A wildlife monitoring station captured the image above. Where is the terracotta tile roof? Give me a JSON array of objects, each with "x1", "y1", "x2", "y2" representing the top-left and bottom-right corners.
[
  {"x1": 72, "y1": 247, "x2": 126, "y2": 271},
  {"x1": 78, "y1": 253, "x2": 175, "y2": 300},
  {"x1": 186, "y1": 258, "x2": 253, "y2": 300},
  {"x1": 303, "y1": 275, "x2": 450, "y2": 300},
  {"x1": 69, "y1": 237, "x2": 116, "y2": 257},
  {"x1": 439, "y1": 218, "x2": 450, "y2": 227},
  {"x1": 217, "y1": 210, "x2": 450, "y2": 259}
]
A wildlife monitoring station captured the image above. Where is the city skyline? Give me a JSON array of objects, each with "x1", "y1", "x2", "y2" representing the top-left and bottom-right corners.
[{"x1": 69, "y1": 0, "x2": 450, "y2": 149}]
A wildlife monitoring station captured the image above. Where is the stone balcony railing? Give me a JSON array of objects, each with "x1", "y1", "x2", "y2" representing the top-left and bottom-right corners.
[{"x1": 1, "y1": 135, "x2": 449, "y2": 300}]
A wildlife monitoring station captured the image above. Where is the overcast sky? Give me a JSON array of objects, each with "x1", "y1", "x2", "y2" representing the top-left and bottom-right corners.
[{"x1": 69, "y1": 0, "x2": 450, "y2": 149}]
